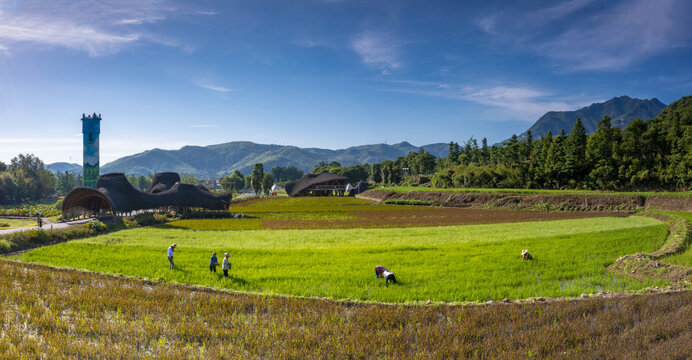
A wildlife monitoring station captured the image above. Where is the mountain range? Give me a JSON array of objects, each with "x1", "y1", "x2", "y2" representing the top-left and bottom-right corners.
[
  {"x1": 47, "y1": 95, "x2": 671, "y2": 178},
  {"x1": 49, "y1": 142, "x2": 449, "y2": 177},
  {"x1": 516, "y1": 96, "x2": 666, "y2": 140}
]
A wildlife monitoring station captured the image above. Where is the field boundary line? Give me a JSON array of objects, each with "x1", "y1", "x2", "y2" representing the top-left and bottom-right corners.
[{"x1": 609, "y1": 213, "x2": 692, "y2": 284}]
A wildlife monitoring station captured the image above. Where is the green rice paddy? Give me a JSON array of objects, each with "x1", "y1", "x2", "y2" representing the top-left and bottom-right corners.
[{"x1": 20, "y1": 215, "x2": 668, "y2": 303}]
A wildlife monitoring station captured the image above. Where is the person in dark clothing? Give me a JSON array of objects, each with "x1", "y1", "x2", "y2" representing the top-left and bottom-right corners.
[
  {"x1": 209, "y1": 252, "x2": 219, "y2": 273},
  {"x1": 375, "y1": 265, "x2": 396, "y2": 286}
]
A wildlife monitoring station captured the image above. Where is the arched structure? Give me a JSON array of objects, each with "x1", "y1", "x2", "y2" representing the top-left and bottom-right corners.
[
  {"x1": 61, "y1": 188, "x2": 113, "y2": 219},
  {"x1": 62, "y1": 172, "x2": 232, "y2": 220},
  {"x1": 284, "y1": 172, "x2": 349, "y2": 197}
]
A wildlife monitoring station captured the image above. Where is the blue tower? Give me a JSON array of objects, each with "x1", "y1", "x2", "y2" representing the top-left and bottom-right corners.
[{"x1": 82, "y1": 113, "x2": 101, "y2": 188}]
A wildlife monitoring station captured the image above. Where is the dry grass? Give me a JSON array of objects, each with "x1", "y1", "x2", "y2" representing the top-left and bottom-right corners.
[{"x1": 1, "y1": 260, "x2": 690, "y2": 359}]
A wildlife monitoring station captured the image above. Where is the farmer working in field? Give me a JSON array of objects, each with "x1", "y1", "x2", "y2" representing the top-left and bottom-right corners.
[
  {"x1": 375, "y1": 265, "x2": 396, "y2": 286},
  {"x1": 167, "y1": 244, "x2": 176, "y2": 269},
  {"x1": 222, "y1": 252, "x2": 231, "y2": 278},
  {"x1": 210, "y1": 252, "x2": 219, "y2": 273}
]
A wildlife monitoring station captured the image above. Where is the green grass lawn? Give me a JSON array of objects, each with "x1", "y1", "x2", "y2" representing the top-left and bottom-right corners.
[
  {"x1": 381, "y1": 186, "x2": 692, "y2": 197},
  {"x1": 0, "y1": 217, "x2": 37, "y2": 229},
  {"x1": 20, "y1": 216, "x2": 667, "y2": 303}
]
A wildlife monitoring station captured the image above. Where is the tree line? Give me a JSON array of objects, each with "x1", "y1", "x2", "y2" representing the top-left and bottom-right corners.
[{"x1": 432, "y1": 111, "x2": 691, "y2": 190}]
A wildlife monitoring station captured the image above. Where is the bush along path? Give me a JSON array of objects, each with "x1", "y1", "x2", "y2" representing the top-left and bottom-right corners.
[{"x1": 609, "y1": 213, "x2": 692, "y2": 285}]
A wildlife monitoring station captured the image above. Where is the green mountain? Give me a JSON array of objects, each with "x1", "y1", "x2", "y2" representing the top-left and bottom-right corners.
[
  {"x1": 88, "y1": 141, "x2": 449, "y2": 177},
  {"x1": 47, "y1": 162, "x2": 82, "y2": 174},
  {"x1": 518, "y1": 96, "x2": 666, "y2": 139}
]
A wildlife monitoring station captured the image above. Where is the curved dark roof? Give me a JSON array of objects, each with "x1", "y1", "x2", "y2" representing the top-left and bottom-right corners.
[
  {"x1": 148, "y1": 172, "x2": 181, "y2": 193},
  {"x1": 62, "y1": 172, "x2": 232, "y2": 217},
  {"x1": 284, "y1": 171, "x2": 349, "y2": 197}
]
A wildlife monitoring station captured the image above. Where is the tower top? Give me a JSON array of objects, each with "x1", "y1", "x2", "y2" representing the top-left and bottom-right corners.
[{"x1": 81, "y1": 113, "x2": 102, "y2": 120}]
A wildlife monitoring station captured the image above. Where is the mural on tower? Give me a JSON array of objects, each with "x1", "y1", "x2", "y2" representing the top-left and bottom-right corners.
[{"x1": 82, "y1": 113, "x2": 101, "y2": 188}]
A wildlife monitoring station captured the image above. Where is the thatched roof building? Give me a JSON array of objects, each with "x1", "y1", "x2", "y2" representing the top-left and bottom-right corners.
[
  {"x1": 62, "y1": 172, "x2": 232, "y2": 220},
  {"x1": 284, "y1": 171, "x2": 349, "y2": 197},
  {"x1": 148, "y1": 172, "x2": 180, "y2": 193}
]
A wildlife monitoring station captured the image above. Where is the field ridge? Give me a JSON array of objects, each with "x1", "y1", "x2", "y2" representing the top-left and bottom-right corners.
[{"x1": 359, "y1": 189, "x2": 692, "y2": 212}]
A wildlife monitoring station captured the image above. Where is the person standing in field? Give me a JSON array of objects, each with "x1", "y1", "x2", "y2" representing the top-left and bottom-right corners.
[
  {"x1": 222, "y1": 252, "x2": 231, "y2": 278},
  {"x1": 375, "y1": 265, "x2": 396, "y2": 286},
  {"x1": 210, "y1": 252, "x2": 219, "y2": 273},
  {"x1": 167, "y1": 244, "x2": 176, "y2": 269}
]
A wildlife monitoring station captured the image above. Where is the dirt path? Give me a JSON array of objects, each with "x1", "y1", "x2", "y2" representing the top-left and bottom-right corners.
[{"x1": 0, "y1": 218, "x2": 91, "y2": 235}]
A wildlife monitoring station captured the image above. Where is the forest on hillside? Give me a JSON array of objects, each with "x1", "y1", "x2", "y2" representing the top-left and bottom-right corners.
[{"x1": 324, "y1": 96, "x2": 692, "y2": 191}]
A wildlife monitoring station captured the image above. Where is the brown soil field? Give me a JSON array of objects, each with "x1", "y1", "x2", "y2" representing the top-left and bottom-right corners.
[
  {"x1": 359, "y1": 190, "x2": 692, "y2": 212},
  {"x1": 2, "y1": 260, "x2": 690, "y2": 359},
  {"x1": 261, "y1": 207, "x2": 625, "y2": 230}
]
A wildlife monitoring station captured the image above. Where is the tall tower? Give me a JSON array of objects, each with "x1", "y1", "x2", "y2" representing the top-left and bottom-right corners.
[{"x1": 82, "y1": 113, "x2": 101, "y2": 188}]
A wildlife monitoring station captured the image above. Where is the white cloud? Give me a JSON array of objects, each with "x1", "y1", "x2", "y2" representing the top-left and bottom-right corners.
[
  {"x1": 0, "y1": 0, "x2": 213, "y2": 55},
  {"x1": 477, "y1": 0, "x2": 692, "y2": 71},
  {"x1": 379, "y1": 80, "x2": 600, "y2": 121},
  {"x1": 0, "y1": 18, "x2": 139, "y2": 56},
  {"x1": 350, "y1": 31, "x2": 403, "y2": 73},
  {"x1": 115, "y1": 17, "x2": 164, "y2": 25},
  {"x1": 197, "y1": 83, "x2": 235, "y2": 93}
]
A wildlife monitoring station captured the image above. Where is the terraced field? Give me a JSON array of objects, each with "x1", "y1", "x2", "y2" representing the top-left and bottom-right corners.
[
  {"x1": 6, "y1": 196, "x2": 692, "y2": 358},
  {"x1": 18, "y1": 197, "x2": 671, "y2": 302}
]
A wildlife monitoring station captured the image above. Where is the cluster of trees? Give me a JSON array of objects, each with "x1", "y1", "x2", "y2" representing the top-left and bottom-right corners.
[
  {"x1": 126, "y1": 174, "x2": 153, "y2": 190},
  {"x1": 433, "y1": 107, "x2": 691, "y2": 190},
  {"x1": 56, "y1": 171, "x2": 82, "y2": 195},
  {"x1": 0, "y1": 154, "x2": 56, "y2": 204},
  {"x1": 250, "y1": 163, "x2": 275, "y2": 195},
  {"x1": 271, "y1": 166, "x2": 304, "y2": 183},
  {"x1": 310, "y1": 148, "x2": 437, "y2": 185}
]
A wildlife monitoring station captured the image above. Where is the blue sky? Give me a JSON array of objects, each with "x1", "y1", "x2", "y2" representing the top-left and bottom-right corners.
[{"x1": 0, "y1": 0, "x2": 691, "y2": 164}]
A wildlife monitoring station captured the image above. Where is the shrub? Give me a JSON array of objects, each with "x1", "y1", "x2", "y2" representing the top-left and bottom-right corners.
[
  {"x1": 131, "y1": 212, "x2": 171, "y2": 226},
  {"x1": 86, "y1": 219, "x2": 107, "y2": 233},
  {"x1": 0, "y1": 226, "x2": 93, "y2": 254},
  {"x1": 0, "y1": 221, "x2": 9, "y2": 228}
]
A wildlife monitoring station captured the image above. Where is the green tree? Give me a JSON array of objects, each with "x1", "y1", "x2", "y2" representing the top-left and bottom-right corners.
[
  {"x1": 371, "y1": 163, "x2": 383, "y2": 183},
  {"x1": 8, "y1": 153, "x2": 55, "y2": 201},
  {"x1": 565, "y1": 118, "x2": 587, "y2": 185},
  {"x1": 226, "y1": 171, "x2": 245, "y2": 192},
  {"x1": 586, "y1": 116, "x2": 620, "y2": 189},
  {"x1": 181, "y1": 174, "x2": 198, "y2": 185},
  {"x1": 251, "y1": 163, "x2": 264, "y2": 194},
  {"x1": 56, "y1": 171, "x2": 82, "y2": 195},
  {"x1": 272, "y1": 166, "x2": 304, "y2": 182},
  {"x1": 262, "y1": 173, "x2": 274, "y2": 195}
]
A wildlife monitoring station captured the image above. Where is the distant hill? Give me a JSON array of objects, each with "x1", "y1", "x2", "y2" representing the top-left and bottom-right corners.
[
  {"x1": 47, "y1": 162, "x2": 82, "y2": 174},
  {"x1": 51, "y1": 141, "x2": 449, "y2": 177},
  {"x1": 516, "y1": 96, "x2": 666, "y2": 140}
]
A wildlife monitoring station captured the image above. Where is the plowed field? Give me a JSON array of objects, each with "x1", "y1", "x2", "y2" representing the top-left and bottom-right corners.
[{"x1": 261, "y1": 207, "x2": 625, "y2": 229}]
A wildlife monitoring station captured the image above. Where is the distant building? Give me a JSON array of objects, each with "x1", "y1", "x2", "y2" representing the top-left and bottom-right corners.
[
  {"x1": 82, "y1": 113, "x2": 101, "y2": 188},
  {"x1": 62, "y1": 172, "x2": 232, "y2": 220},
  {"x1": 284, "y1": 172, "x2": 349, "y2": 197}
]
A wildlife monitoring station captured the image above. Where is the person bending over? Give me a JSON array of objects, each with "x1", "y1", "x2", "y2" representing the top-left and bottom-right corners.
[{"x1": 375, "y1": 265, "x2": 396, "y2": 287}]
